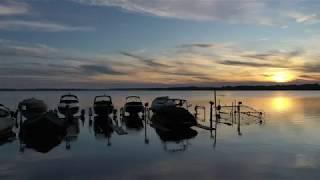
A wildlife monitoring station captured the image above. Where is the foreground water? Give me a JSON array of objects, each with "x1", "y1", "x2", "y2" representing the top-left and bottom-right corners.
[{"x1": 1, "y1": 90, "x2": 320, "y2": 180}]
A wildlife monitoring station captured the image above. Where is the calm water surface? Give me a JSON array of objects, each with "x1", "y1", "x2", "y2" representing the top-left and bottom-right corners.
[{"x1": 1, "y1": 90, "x2": 320, "y2": 180}]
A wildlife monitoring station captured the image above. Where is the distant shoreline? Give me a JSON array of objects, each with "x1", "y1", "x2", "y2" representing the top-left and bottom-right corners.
[{"x1": 1, "y1": 84, "x2": 320, "y2": 91}]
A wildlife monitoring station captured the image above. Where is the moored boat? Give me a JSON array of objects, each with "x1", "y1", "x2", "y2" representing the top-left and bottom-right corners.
[
  {"x1": 123, "y1": 96, "x2": 144, "y2": 115},
  {"x1": 150, "y1": 97, "x2": 197, "y2": 129},
  {"x1": 18, "y1": 98, "x2": 47, "y2": 119},
  {"x1": 58, "y1": 94, "x2": 80, "y2": 117},
  {"x1": 151, "y1": 111, "x2": 197, "y2": 129},
  {"x1": 93, "y1": 95, "x2": 114, "y2": 115},
  {"x1": 0, "y1": 104, "x2": 14, "y2": 136},
  {"x1": 151, "y1": 96, "x2": 189, "y2": 113}
]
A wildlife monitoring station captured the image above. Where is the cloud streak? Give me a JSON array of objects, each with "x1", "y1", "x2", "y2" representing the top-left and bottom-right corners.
[
  {"x1": 72, "y1": 0, "x2": 269, "y2": 24},
  {"x1": 219, "y1": 60, "x2": 287, "y2": 68},
  {"x1": 80, "y1": 64, "x2": 125, "y2": 75},
  {"x1": 0, "y1": 1, "x2": 29, "y2": 16},
  {"x1": 120, "y1": 52, "x2": 172, "y2": 68},
  {"x1": 178, "y1": 43, "x2": 217, "y2": 49},
  {"x1": 0, "y1": 39, "x2": 97, "y2": 62},
  {"x1": 286, "y1": 12, "x2": 319, "y2": 24},
  {"x1": 241, "y1": 49, "x2": 304, "y2": 62},
  {"x1": 71, "y1": 0, "x2": 320, "y2": 25},
  {"x1": 0, "y1": 20, "x2": 94, "y2": 32}
]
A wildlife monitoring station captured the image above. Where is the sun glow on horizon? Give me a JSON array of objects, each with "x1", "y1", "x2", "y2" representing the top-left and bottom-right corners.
[{"x1": 271, "y1": 71, "x2": 295, "y2": 83}]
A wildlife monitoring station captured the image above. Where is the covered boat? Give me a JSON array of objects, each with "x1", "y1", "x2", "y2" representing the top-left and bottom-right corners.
[
  {"x1": 151, "y1": 97, "x2": 189, "y2": 113},
  {"x1": 0, "y1": 104, "x2": 15, "y2": 136},
  {"x1": 123, "y1": 96, "x2": 144, "y2": 115},
  {"x1": 19, "y1": 111, "x2": 67, "y2": 153},
  {"x1": 94, "y1": 95, "x2": 114, "y2": 115},
  {"x1": 18, "y1": 98, "x2": 47, "y2": 119},
  {"x1": 150, "y1": 97, "x2": 197, "y2": 129},
  {"x1": 151, "y1": 112, "x2": 197, "y2": 129},
  {"x1": 58, "y1": 94, "x2": 80, "y2": 117}
]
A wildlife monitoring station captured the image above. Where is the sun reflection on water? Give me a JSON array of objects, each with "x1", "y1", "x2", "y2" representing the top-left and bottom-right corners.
[{"x1": 271, "y1": 96, "x2": 293, "y2": 112}]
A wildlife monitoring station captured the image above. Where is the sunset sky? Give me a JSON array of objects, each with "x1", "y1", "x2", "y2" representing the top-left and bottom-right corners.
[{"x1": 1, "y1": 0, "x2": 320, "y2": 88}]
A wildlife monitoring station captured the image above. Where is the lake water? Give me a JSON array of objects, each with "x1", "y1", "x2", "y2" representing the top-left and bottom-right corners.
[{"x1": 1, "y1": 90, "x2": 320, "y2": 180}]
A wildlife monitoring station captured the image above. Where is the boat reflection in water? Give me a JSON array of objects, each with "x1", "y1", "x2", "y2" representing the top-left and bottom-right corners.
[
  {"x1": 19, "y1": 100, "x2": 67, "y2": 153},
  {"x1": 151, "y1": 113, "x2": 198, "y2": 152},
  {"x1": 64, "y1": 117, "x2": 80, "y2": 150},
  {"x1": 93, "y1": 116, "x2": 114, "y2": 146},
  {"x1": 154, "y1": 127, "x2": 198, "y2": 152},
  {"x1": 122, "y1": 113, "x2": 144, "y2": 131},
  {"x1": 0, "y1": 130, "x2": 16, "y2": 146}
]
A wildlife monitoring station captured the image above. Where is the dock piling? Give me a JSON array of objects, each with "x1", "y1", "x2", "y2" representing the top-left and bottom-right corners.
[
  {"x1": 209, "y1": 101, "x2": 214, "y2": 130},
  {"x1": 237, "y1": 101, "x2": 242, "y2": 136}
]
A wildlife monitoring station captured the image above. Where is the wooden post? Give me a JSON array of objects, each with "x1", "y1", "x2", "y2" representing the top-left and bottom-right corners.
[
  {"x1": 194, "y1": 106, "x2": 198, "y2": 120},
  {"x1": 144, "y1": 102, "x2": 149, "y2": 144},
  {"x1": 209, "y1": 101, "x2": 214, "y2": 130},
  {"x1": 214, "y1": 90, "x2": 217, "y2": 116},
  {"x1": 237, "y1": 101, "x2": 242, "y2": 136},
  {"x1": 231, "y1": 102, "x2": 234, "y2": 124}
]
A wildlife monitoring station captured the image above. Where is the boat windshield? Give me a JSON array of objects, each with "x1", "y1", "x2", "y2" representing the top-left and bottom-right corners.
[
  {"x1": 95, "y1": 96, "x2": 112, "y2": 102},
  {"x1": 60, "y1": 95, "x2": 78, "y2": 103},
  {"x1": 126, "y1": 96, "x2": 141, "y2": 102}
]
